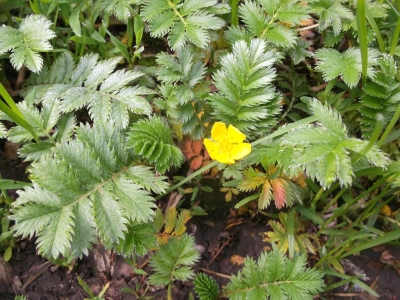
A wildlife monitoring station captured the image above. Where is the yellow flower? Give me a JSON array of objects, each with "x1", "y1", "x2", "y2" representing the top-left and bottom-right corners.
[
  {"x1": 204, "y1": 122, "x2": 252, "y2": 164},
  {"x1": 381, "y1": 205, "x2": 391, "y2": 216}
]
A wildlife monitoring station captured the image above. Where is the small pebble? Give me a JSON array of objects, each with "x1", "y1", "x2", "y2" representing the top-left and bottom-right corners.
[{"x1": 193, "y1": 244, "x2": 206, "y2": 254}]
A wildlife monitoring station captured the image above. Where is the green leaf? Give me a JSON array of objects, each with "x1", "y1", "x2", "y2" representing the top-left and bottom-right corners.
[
  {"x1": 24, "y1": 52, "x2": 149, "y2": 129},
  {"x1": 11, "y1": 123, "x2": 167, "y2": 259},
  {"x1": 115, "y1": 223, "x2": 158, "y2": 256},
  {"x1": 93, "y1": 190, "x2": 127, "y2": 249},
  {"x1": 112, "y1": 178, "x2": 156, "y2": 223},
  {"x1": 141, "y1": 0, "x2": 228, "y2": 50},
  {"x1": 127, "y1": 116, "x2": 184, "y2": 173},
  {"x1": 226, "y1": 245, "x2": 325, "y2": 299},
  {"x1": 208, "y1": 38, "x2": 280, "y2": 138},
  {"x1": 315, "y1": 47, "x2": 379, "y2": 88},
  {"x1": 149, "y1": 234, "x2": 200, "y2": 286},
  {"x1": 18, "y1": 141, "x2": 54, "y2": 161},
  {"x1": 194, "y1": 273, "x2": 220, "y2": 300},
  {"x1": 310, "y1": 0, "x2": 353, "y2": 36},
  {"x1": 4, "y1": 246, "x2": 12, "y2": 262},
  {"x1": 99, "y1": 0, "x2": 140, "y2": 23},
  {"x1": 0, "y1": 14, "x2": 56, "y2": 72},
  {"x1": 106, "y1": 30, "x2": 131, "y2": 64},
  {"x1": 276, "y1": 99, "x2": 390, "y2": 188},
  {"x1": 69, "y1": 7, "x2": 81, "y2": 37},
  {"x1": 0, "y1": 179, "x2": 31, "y2": 190}
]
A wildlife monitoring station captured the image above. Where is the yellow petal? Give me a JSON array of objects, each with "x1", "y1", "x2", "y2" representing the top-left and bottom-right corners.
[
  {"x1": 227, "y1": 124, "x2": 246, "y2": 143},
  {"x1": 230, "y1": 143, "x2": 252, "y2": 160},
  {"x1": 213, "y1": 152, "x2": 235, "y2": 164},
  {"x1": 211, "y1": 122, "x2": 227, "y2": 141},
  {"x1": 204, "y1": 139, "x2": 219, "y2": 160}
]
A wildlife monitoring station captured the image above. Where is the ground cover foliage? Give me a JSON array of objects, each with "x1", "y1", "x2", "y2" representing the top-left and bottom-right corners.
[{"x1": 0, "y1": 0, "x2": 400, "y2": 299}]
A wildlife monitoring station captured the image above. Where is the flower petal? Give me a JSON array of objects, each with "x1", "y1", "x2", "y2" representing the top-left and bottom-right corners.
[
  {"x1": 230, "y1": 143, "x2": 252, "y2": 160},
  {"x1": 211, "y1": 122, "x2": 227, "y2": 141},
  {"x1": 227, "y1": 124, "x2": 246, "y2": 143},
  {"x1": 204, "y1": 139, "x2": 218, "y2": 160},
  {"x1": 214, "y1": 152, "x2": 235, "y2": 164}
]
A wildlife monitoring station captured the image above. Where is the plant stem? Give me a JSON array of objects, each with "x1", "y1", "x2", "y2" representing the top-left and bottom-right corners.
[
  {"x1": 356, "y1": 0, "x2": 368, "y2": 86},
  {"x1": 230, "y1": 0, "x2": 240, "y2": 26},
  {"x1": 311, "y1": 187, "x2": 324, "y2": 205},
  {"x1": 378, "y1": 104, "x2": 400, "y2": 146},
  {"x1": 167, "y1": 283, "x2": 172, "y2": 300},
  {"x1": 351, "y1": 113, "x2": 384, "y2": 165},
  {"x1": 389, "y1": 17, "x2": 400, "y2": 55},
  {"x1": 155, "y1": 161, "x2": 219, "y2": 200}
]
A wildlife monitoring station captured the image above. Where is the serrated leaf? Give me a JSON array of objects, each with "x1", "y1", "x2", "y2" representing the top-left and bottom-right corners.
[
  {"x1": 0, "y1": 14, "x2": 55, "y2": 72},
  {"x1": 24, "y1": 52, "x2": 148, "y2": 129},
  {"x1": 141, "y1": 0, "x2": 226, "y2": 50},
  {"x1": 174, "y1": 210, "x2": 191, "y2": 236},
  {"x1": 208, "y1": 38, "x2": 280, "y2": 137},
  {"x1": 194, "y1": 273, "x2": 220, "y2": 300},
  {"x1": 315, "y1": 47, "x2": 379, "y2": 88},
  {"x1": 92, "y1": 190, "x2": 127, "y2": 249},
  {"x1": 226, "y1": 245, "x2": 325, "y2": 298},
  {"x1": 164, "y1": 207, "x2": 177, "y2": 234},
  {"x1": 115, "y1": 223, "x2": 158, "y2": 257},
  {"x1": 112, "y1": 178, "x2": 156, "y2": 223},
  {"x1": 69, "y1": 7, "x2": 81, "y2": 37},
  {"x1": 11, "y1": 123, "x2": 169, "y2": 260},
  {"x1": 36, "y1": 207, "x2": 74, "y2": 259},
  {"x1": 149, "y1": 234, "x2": 200, "y2": 286},
  {"x1": 127, "y1": 116, "x2": 184, "y2": 173},
  {"x1": 18, "y1": 141, "x2": 54, "y2": 161}
]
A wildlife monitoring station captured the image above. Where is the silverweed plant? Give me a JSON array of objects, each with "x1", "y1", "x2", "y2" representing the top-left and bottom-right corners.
[{"x1": 1, "y1": 0, "x2": 400, "y2": 299}]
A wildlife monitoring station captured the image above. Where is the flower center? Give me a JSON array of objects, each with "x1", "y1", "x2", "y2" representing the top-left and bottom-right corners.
[{"x1": 219, "y1": 137, "x2": 233, "y2": 153}]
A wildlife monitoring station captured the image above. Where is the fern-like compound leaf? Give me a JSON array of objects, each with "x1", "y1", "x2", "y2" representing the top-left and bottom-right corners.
[
  {"x1": 315, "y1": 47, "x2": 380, "y2": 88},
  {"x1": 275, "y1": 99, "x2": 390, "y2": 187},
  {"x1": 359, "y1": 54, "x2": 400, "y2": 138},
  {"x1": 309, "y1": 0, "x2": 353, "y2": 36},
  {"x1": 208, "y1": 38, "x2": 280, "y2": 138},
  {"x1": 154, "y1": 48, "x2": 209, "y2": 139},
  {"x1": 114, "y1": 223, "x2": 158, "y2": 257},
  {"x1": 4, "y1": 100, "x2": 73, "y2": 161},
  {"x1": 194, "y1": 273, "x2": 220, "y2": 300},
  {"x1": 99, "y1": 0, "x2": 141, "y2": 23},
  {"x1": 0, "y1": 14, "x2": 55, "y2": 72},
  {"x1": 238, "y1": 0, "x2": 309, "y2": 48},
  {"x1": 141, "y1": 0, "x2": 229, "y2": 50},
  {"x1": 23, "y1": 52, "x2": 151, "y2": 129},
  {"x1": 149, "y1": 234, "x2": 200, "y2": 286},
  {"x1": 10, "y1": 122, "x2": 167, "y2": 259},
  {"x1": 226, "y1": 245, "x2": 325, "y2": 299},
  {"x1": 127, "y1": 116, "x2": 184, "y2": 173}
]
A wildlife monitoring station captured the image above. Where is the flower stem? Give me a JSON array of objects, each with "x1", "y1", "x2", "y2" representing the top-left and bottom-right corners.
[{"x1": 155, "y1": 161, "x2": 219, "y2": 200}]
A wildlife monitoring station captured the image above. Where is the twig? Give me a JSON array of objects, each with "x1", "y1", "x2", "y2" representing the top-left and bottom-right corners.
[
  {"x1": 296, "y1": 24, "x2": 320, "y2": 32},
  {"x1": 325, "y1": 293, "x2": 361, "y2": 297},
  {"x1": 198, "y1": 267, "x2": 231, "y2": 279},
  {"x1": 309, "y1": 82, "x2": 329, "y2": 92},
  {"x1": 139, "y1": 257, "x2": 151, "y2": 269},
  {"x1": 15, "y1": 66, "x2": 26, "y2": 90},
  {"x1": 209, "y1": 237, "x2": 232, "y2": 265}
]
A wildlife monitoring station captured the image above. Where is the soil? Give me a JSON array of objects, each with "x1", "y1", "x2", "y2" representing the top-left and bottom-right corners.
[{"x1": 1, "y1": 150, "x2": 400, "y2": 300}]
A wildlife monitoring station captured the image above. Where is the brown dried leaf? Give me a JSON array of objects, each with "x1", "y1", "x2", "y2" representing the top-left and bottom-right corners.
[
  {"x1": 372, "y1": 245, "x2": 386, "y2": 252},
  {"x1": 230, "y1": 255, "x2": 245, "y2": 266},
  {"x1": 181, "y1": 138, "x2": 197, "y2": 160},
  {"x1": 379, "y1": 250, "x2": 394, "y2": 264},
  {"x1": 192, "y1": 139, "x2": 203, "y2": 155},
  {"x1": 190, "y1": 156, "x2": 204, "y2": 170},
  {"x1": 300, "y1": 18, "x2": 314, "y2": 26},
  {"x1": 271, "y1": 178, "x2": 287, "y2": 209}
]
